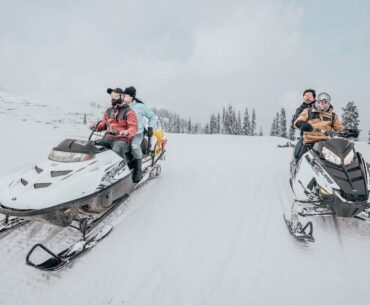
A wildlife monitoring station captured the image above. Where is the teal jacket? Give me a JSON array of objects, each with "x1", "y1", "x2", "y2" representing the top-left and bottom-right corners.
[{"x1": 130, "y1": 101, "x2": 158, "y2": 134}]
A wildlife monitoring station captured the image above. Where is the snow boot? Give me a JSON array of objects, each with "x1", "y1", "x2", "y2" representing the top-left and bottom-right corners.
[{"x1": 132, "y1": 159, "x2": 143, "y2": 183}]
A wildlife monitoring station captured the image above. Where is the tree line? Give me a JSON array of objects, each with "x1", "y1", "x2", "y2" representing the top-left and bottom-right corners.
[{"x1": 87, "y1": 101, "x2": 363, "y2": 139}]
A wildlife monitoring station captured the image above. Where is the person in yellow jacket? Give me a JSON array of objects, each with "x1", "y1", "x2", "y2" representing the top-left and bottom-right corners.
[{"x1": 294, "y1": 92, "x2": 342, "y2": 160}]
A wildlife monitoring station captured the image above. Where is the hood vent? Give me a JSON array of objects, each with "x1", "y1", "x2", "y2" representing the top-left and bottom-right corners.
[
  {"x1": 34, "y1": 183, "x2": 52, "y2": 189},
  {"x1": 51, "y1": 170, "x2": 73, "y2": 177},
  {"x1": 35, "y1": 166, "x2": 43, "y2": 174}
]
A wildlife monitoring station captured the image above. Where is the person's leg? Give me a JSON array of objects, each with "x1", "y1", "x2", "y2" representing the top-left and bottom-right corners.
[
  {"x1": 99, "y1": 138, "x2": 114, "y2": 149},
  {"x1": 131, "y1": 133, "x2": 144, "y2": 160},
  {"x1": 298, "y1": 143, "x2": 310, "y2": 160},
  {"x1": 294, "y1": 138, "x2": 303, "y2": 160},
  {"x1": 111, "y1": 140, "x2": 131, "y2": 162}
]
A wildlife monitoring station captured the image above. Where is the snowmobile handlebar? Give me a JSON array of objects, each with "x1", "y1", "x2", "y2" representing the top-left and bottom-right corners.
[{"x1": 310, "y1": 128, "x2": 359, "y2": 139}]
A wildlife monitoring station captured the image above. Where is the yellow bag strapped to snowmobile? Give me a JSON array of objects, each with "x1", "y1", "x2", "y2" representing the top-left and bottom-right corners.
[
  {"x1": 152, "y1": 130, "x2": 166, "y2": 156},
  {"x1": 153, "y1": 130, "x2": 164, "y2": 141}
]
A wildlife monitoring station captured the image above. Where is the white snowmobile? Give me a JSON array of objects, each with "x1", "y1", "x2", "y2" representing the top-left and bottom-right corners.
[
  {"x1": 0, "y1": 128, "x2": 166, "y2": 270},
  {"x1": 284, "y1": 129, "x2": 370, "y2": 241}
]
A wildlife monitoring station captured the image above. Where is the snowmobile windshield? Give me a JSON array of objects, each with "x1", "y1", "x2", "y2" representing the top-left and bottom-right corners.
[
  {"x1": 48, "y1": 150, "x2": 94, "y2": 162},
  {"x1": 48, "y1": 139, "x2": 100, "y2": 162}
]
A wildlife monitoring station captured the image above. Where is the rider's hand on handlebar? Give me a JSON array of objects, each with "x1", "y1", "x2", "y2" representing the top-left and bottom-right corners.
[
  {"x1": 89, "y1": 123, "x2": 96, "y2": 131},
  {"x1": 300, "y1": 122, "x2": 313, "y2": 132},
  {"x1": 119, "y1": 130, "x2": 129, "y2": 136}
]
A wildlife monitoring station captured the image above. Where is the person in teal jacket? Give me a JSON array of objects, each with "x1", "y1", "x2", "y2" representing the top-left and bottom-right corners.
[{"x1": 123, "y1": 86, "x2": 158, "y2": 182}]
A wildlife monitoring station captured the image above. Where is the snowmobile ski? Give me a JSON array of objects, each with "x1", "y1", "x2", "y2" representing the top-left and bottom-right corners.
[
  {"x1": 283, "y1": 214, "x2": 314, "y2": 242},
  {"x1": 0, "y1": 216, "x2": 29, "y2": 234},
  {"x1": 25, "y1": 225, "x2": 113, "y2": 271},
  {"x1": 298, "y1": 205, "x2": 334, "y2": 217}
]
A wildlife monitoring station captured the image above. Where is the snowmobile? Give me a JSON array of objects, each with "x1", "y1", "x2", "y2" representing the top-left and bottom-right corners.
[
  {"x1": 0, "y1": 127, "x2": 166, "y2": 270},
  {"x1": 284, "y1": 129, "x2": 370, "y2": 242}
]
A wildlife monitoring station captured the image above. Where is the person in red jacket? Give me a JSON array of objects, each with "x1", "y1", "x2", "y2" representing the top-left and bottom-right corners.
[{"x1": 92, "y1": 88, "x2": 138, "y2": 162}]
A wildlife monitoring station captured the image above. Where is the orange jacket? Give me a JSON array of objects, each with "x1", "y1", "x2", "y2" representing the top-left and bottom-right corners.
[{"x1": 295, "y1": 106, "x2": 342, "y2": 143}]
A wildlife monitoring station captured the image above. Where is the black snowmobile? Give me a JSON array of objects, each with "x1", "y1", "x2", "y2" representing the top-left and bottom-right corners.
[{"x1": 284, "y1": 129, "x2": 370, "y2": 241}]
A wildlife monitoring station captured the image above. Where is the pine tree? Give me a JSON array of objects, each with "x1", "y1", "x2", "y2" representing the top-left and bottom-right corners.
[
  {"x1": 217, "y1": 113, "x2": 221, "y2": 134},
  {"x1": 251, "y1": 109, "x2": 256, "y2": 136},
  {"x1": 243, "y1": 108, "x2": 251, "y2": 135},
  {"x1": 83, "y1": 113, "x2": 87, "y2": 125},
  {"x1": 188, "y1": 118, "x2": 192, "y2": 134},
  {"x1": 237, "y1": 111, "x2": 242, "y2": 135},
  {"x1": 341, "y1": 101, "x2": 360, "y2": 130},
  {"x1": 204, "y1": 123, "x2": 210, "y2": 134},
  {"x1": 231, "y1": 106, "x2": 237, "y2": 135},
  {"x1": 258, "y1": 127, "x2": 263, "y2": 136},
  {"x1": 210, "y1": 114, "x2": 218, "y2": 134},
  {"x1": 279, "y1": 108, "x2": 287, "y2": 138},
  {"x1": 274, "y1": 112, "x2": 280, "y2": 136},
  {"x1": 222, "y1": 107, "x2": 226, "y2": 134}
]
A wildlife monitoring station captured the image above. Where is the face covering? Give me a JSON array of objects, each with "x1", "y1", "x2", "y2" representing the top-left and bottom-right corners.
[
  {"x1": 111, "y1": 99, "x2": 121, "y2": 106},
  {"x1": 315, "y1": 100, "x2": 330, "y2": 112}
]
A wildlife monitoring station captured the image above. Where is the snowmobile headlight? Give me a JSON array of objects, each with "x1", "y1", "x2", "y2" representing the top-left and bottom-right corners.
[
  {"x1": 322, "y1": 147, "x2": 341, "y2": 165},
  {"x1": 343, "y1": 150, "x2": 355, "y2": 166},
  {"x1": 48, "y1": 150, "x2": 94, "y2": 162}
]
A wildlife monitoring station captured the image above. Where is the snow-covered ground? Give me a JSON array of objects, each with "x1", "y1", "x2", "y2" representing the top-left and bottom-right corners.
[{"x1": 1, "y1": 92, "x2": 370, "y2": 305}]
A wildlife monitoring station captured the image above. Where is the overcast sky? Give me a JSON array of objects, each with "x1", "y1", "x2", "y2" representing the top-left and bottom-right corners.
[{"x1": 0, "y1": 0, "x2": 369, "y2": 133}]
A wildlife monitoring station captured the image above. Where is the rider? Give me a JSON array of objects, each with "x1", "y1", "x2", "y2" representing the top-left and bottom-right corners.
[
  {"x1": 122, "y1": 86, "x2": 158, "y2": 183},
  {"x1": 92, "y1": 88, "x2": 138, "y2": 163},
  {"x1": 292, "y1": 89, "x2": 316, "y2": 162},
  {"x1": 294, "y1": 92, "x2": 342, "y2": 160}
]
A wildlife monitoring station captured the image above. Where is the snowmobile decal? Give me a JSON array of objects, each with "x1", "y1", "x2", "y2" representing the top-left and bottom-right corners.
[{"x1": 98, "y1": 161, "x2": 127, "y2": 189}]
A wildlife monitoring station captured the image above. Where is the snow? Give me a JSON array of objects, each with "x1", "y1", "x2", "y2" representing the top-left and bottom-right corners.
[{"x1": 1, "y1": 91, "x2": 370, "y2": 305}]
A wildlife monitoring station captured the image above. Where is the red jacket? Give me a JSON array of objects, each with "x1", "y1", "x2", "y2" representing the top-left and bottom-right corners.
[{"x1": 96, "y1": 104, "x2": 138, "y2": 142}]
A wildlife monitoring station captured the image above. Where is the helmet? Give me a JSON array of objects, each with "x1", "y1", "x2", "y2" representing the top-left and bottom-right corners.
[
  {"x1": 315, "y1": 92, "x2": 331, "y2": 112},
  {"x1": 317, "y1": 92, "x2": 331, "y2": 103}
]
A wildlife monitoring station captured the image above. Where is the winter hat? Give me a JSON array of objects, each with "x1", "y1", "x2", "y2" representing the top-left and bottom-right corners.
[
  {"x1": 107, "y1": 88, "x2": 124, "y2": 95},
  {"x1": 123, "y1": 86, "x2": 136, "y2": 98},
  {"x1": 303, "y1": 89, "x2": 316, "y2": 98}
]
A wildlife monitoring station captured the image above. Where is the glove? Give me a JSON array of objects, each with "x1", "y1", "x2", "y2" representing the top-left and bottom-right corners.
[
  {"x1": 89, "y1": 123, "x2": 97, "y2": 131},
  {"x1": 119, "y1": 130, "x2": 129, "y2": 136},
  {"x1": 147, "y1": 127, "x2": 153, "y2": 137},
  {"x1": 300, "y1": 121, "x2": 313, "y2": 132}
]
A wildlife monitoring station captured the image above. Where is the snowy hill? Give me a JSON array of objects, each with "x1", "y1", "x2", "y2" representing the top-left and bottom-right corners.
[{"x1": 1, "y1": 93, "x2": 370, "y2": 305}]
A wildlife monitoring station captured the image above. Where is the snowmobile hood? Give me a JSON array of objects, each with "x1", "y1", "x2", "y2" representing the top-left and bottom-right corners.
[{"x1": 0, "y1": 148, "x2": 129, "y2": 211}]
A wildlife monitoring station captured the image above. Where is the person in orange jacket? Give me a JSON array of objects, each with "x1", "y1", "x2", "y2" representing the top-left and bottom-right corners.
[
  {"x1": 92, "y1": 88, "x2": 138, "y2": 162},
  {"x1": 294, "y1": 92, "x2": 342, "y2": 159}
]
